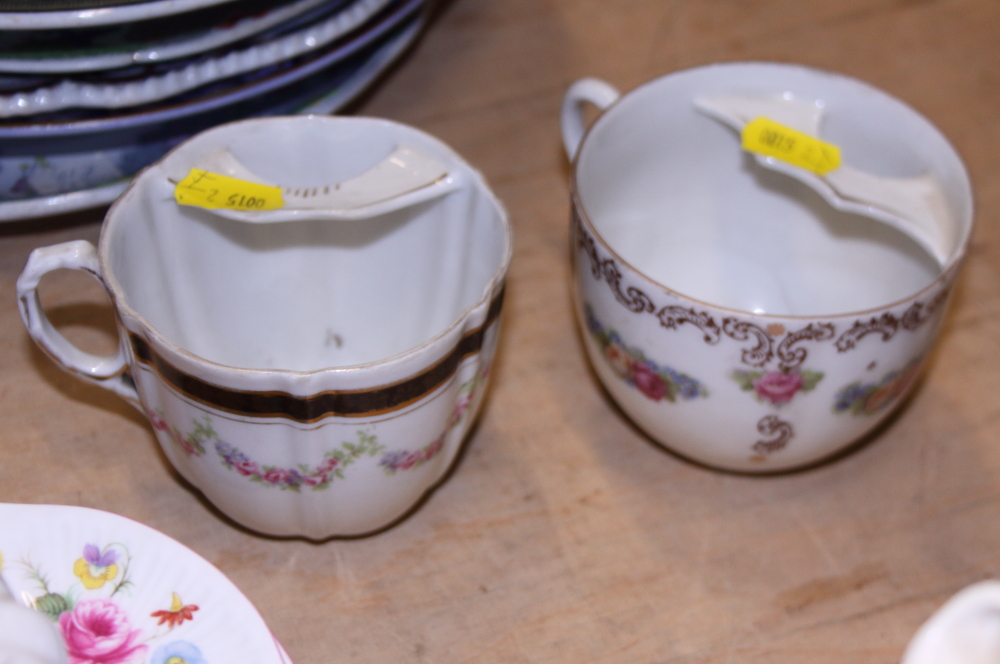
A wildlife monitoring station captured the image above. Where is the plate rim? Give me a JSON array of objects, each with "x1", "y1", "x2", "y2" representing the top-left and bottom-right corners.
[
  {"x1": 0, "y1": 0, "x2": 243, "y2": 31},
  {"x1": 0, "y1": 0, "x2": 396, "y2": 117},
  {"x1": 0, "y1": 18, "x2": 423, "y2": 222},
  {"x1": 0, "y1": 0, "x2": 423, "y2": 138},
  {"x1": 0, "y1": 0, "x2": 337, "y2": 74}
]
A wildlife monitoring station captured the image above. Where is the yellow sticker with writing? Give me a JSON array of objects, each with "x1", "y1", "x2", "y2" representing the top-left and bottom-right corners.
[
  {"x1": 174, "y1": 169, "x2": 284, "y2": 211},
  {"x1": 741, "y1": 117, "x2": 841, "y2": 175}
]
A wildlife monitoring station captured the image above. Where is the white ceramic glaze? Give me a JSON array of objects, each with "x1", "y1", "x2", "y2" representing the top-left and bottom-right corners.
[
  {"x1": 0, "y1": 0, "x2": 241, "y2": 30},
  {"x1": 693, "y1": 95, "x2": 955, "y2": 266},
  {"x1": 563, "y1": 62, "x2": 973, "y2": 472},
  {"x1": 0, "y1": 0, "x2": 395, "y2": 117},
  {"x1": 902, "y1": 581, "x2": 1000, "y2": 664},
  {"x1": 18, "y1": 116, "x2": 512, "y2": 538},
  {"x1": 0, "y1": 0, "x2": 333, "y2": 74},
  {"x1": 0, "y1": 503, "x2": 287, "y2": 663},
  {"x1": 297, "y1": 16, "x2": 418, "y2": 115},
  {"x1": 192, "y1": 144, "x2": 458, "y2": 222},
  {"x1": 0, "y1": 576, "x2": 68, "y2": 664},
  {"x1": 0, "y1": 180, "x2": 130, "y2": 222}
]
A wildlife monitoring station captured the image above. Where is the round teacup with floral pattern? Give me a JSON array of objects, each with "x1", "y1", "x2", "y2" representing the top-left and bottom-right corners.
[
  {"x1": 18, "y1": 116, "x2": 511, "y2": 537},
  {"x1": 562, "y1": 63, "x2": 973, "y2": 472}
]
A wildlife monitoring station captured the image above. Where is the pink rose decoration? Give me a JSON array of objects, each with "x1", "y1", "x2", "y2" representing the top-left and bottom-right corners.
[
  {"x1": 753, "y1": 371, "x2": 804, "y2": 405},
  {"x1": 453, "y1": 393, "x2": 473, "y2": 418},
  {"x1": 631, "y1": 363, "x2": 668, "y2": 401},
  {"x1": 232, "y1": 458, "x2": 258, "y2": 477},
  {"x1": 426, "y1": 438, "x2": 444, "y2": 458},
  {"x1": 147, "y1": 411, "x2": 168, "y2": 432},
  {"x1": 59, "y1": 599, "x2": 148, "y2": 664},
  {"x1": 262, "y1": 468, "x2": 291, "y2": 485}
]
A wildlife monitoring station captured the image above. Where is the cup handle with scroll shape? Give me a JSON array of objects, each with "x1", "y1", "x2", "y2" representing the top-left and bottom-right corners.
[
  {"x1": 561, "y1": 77, "x2": 620, "y2": 161},
  {"x1": 17, "y1": 240, "x2": 141, "y2": 410}
]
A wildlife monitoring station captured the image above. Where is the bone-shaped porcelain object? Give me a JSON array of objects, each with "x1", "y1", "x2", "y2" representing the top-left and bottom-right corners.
[
  {"x1": 694, "y1": 95, "x2": 955, "y2": 267},
  {"x1": 0, "y1": 577, "x2": 67, "y2": 664},
  {"x1": 184, "y1": 144, "x2": 460, "y2": 222}
]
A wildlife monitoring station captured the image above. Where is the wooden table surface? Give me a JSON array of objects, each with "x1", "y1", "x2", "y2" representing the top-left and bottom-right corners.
[{"x1": 3, "y1": 1, "x2": 1000, "y2": 662}]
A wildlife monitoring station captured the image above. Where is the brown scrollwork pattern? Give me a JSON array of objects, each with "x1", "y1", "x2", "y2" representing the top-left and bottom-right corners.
[
  {"x1": 776, "y1": 323, "x2": 836, "y2": 370},
  {"x1": 575, "y1": 216, "x2": 602, "y2": 280},
  {"x1": 752, "y1": 415, "x2": 794, "y2": 455},
  {"x1": 575, "y1": 217, "x2": 655, "y2": 314},
  {"x1": 835, "y1": 313, "x2": 899, "y2": 352},
  {"x1": 657, "y1": 306, "x2": 721, "y2": 344},
  {"x1": 835, "y1": 287, "x2": 948, "y2": 353},
  {"x1": 574, "y1": 212, "x2": 948, "y2": 370},
  {"x1": 901, "y1": 288, "x2": 949, "y2": 330},
  {"x1": 721, "y1": 319, "x2": 774, "y2": 367}
]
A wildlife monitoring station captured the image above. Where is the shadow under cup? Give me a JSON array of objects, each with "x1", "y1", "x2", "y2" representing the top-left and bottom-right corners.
[
  {"x1": 570, "y1": 63, "x2": 973, "y2": 471},
  {"x1": 93, "y1": 116, "x2": 511, "y2": 537}
]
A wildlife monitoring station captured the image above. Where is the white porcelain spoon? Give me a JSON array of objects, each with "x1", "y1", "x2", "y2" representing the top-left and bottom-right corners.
[
  {"x1": 694, "y1": 95, "x2": 955, "y2": 267},
  {"x1": 176, "y1": 144, "x2": 462, "y2": 222}
]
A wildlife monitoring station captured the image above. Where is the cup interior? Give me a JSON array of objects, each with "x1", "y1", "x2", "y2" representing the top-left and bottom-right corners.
[
  {"x1": 575, "y1": 63, "x2": 973, "y2": 316},
  {"x1": 103, "y1": 117, "x2": 508, "y2": 372}
]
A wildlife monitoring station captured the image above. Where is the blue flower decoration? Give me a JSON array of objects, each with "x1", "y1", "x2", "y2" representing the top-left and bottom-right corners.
[
  {"x1": 151, "y1": 641, "x2": 207, "y2": 664},
  {"x1": 83, "y1": 543, "x2": 118, "y2": 567}
]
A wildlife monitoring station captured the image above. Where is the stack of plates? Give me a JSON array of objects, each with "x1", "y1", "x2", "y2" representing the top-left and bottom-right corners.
[{"x1": 0, "y1": 0, "x2": 431, "y2": 221}]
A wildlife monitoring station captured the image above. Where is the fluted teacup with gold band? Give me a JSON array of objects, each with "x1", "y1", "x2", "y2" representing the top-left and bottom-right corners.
[
  {"x1": 563, "y1": 62, "x2": 973, "y2": 472},
  {"x1": 18, "y1": 115, "x2": 511, "y2": 538}
]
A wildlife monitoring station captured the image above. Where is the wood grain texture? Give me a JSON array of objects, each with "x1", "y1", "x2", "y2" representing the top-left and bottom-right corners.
[{"x1": 2, "y1": 1, "x2": 1000, "y2": 662}]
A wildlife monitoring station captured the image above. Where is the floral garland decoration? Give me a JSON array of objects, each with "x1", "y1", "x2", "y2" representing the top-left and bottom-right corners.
[
  {"x1": 216, "y1": 431, "x2": 384, "y2": 492},
  {"x1": 379, "y1": 371, "x2": 481, "y2": 474},
  {"x1": 148, "y1": 410, "x2": 211, "y2": 458},
  {"x1": 147, "y1": 365, "x2": 489, "y2": 489},
  {"x1": 585, "y1": 305, "x2": 707, "y2": 403},
  {"x1": 834, "y1": 359, "x2": 922, "y2": 416}
]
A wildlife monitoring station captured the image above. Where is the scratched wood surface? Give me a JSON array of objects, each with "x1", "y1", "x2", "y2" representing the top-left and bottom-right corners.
[{"x1": 3, "y1": 1, "x2": 1000, "y2": 662}]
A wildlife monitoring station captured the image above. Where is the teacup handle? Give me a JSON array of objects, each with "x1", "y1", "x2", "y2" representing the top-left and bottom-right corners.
[
  {"x1": 561, "y1": 77, "x2": 621, "y2": 161},
  {"x1": 17, "y1": 240, "x2": 141, "y2": 407}
]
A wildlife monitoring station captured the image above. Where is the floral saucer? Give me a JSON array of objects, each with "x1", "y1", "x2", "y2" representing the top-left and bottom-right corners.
[{"x1": 0, "y1": 503, "x2": 290, "y2": 664}]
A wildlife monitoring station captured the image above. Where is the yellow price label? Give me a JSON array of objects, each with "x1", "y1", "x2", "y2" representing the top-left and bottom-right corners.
[
  {"x1": 174, "y1": 169, "x2": 284, "y2": 211},
  {"x1": 741, "y1": 117, "x2": 841, "y2": 176}
]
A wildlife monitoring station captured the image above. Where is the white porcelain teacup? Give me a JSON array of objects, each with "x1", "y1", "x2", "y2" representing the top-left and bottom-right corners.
[
  {"x1": 562, "y1": 62, "x2": 973, "y2": 472},
  {"x1": 18, "y1": 116, "x2": 511, "y2": 538}
]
